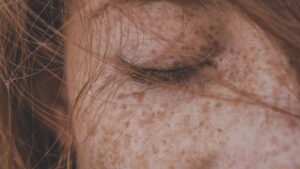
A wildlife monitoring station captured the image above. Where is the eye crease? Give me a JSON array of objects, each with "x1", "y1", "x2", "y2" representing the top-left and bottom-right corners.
[{"x1": 117, "y1": 57, "x2": 216, "y2": 85}]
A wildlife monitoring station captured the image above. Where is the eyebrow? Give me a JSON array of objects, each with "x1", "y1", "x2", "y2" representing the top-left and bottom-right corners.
[{"x1": 91, "y1": 0, "x2": 215, "y2": 19}]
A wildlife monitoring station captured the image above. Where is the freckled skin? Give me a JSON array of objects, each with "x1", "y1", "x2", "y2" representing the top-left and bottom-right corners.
[{"x1": 66, "y1": 1, "x2": 300, "y2": 169}]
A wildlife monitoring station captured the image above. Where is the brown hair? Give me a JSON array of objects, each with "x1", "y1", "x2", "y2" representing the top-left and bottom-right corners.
[{"x1": 0, "y1": 0, "x2": 299, "y2": 169}]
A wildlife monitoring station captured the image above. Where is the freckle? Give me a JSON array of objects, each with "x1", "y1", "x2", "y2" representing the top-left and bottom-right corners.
[
  {"x1": 160, "y1": 25, "x2": 168, "y2": 31},
  {"x1": 220, "y1": 46, "x2": 226, "y2": 52},
  {"x1": 118, "y1": 155, "x2": 126, "y2": 164},
  {"x1": 207, "y1": 34, "x2": 214, "y2": 40},
  {"x1": 182, "y1": 115, "x2": 191, "y2": 126},
  {"x1": 271, "y1": 136, "x2": 278, "y2": 145},
  {"x1": 172, "y1": 60, "x2": 182, "y2": 67},
  {"x1": 121, "y1": 104, "x2": 127, "y2": 109},
  {"x1": 199, "y1": 121, "x2": 205, "y2": 127},
  {"x1": 139, "y1": 113, "x2": 155, "y2": 127},
  {"x1": 170, "y1": 111, "x2": 176, "y2": 115},
  {"x1": 202, "y1": 102, "x2": 210, "y2": 113},
  {"x1": 182, "y1": 45, "x2": 190, "y2": 51},
  {"x1": 123, "y1": 134, "x2": 131, "y2": 147},
  {"x1": 156, "y1": 111, "x2": 167, "y2": 121},
  {"x1": 117, "y1": 94, "x2": 126, "y2": 100},
  {"x1": 124, "y1": 121, "x2": 130, "y2": 128},
  {"x1": 218, "y1": 140, "x2": 225, "y2": 146},
  {"x1": 212, "y1": 40, "x2": 220, "y2": 48},
  {"x1": 111, "y1": 104, "x2": 117, "y2": 110},
  {"x1": 161, "y1": 102, "x2": 169, "y2": 108},
  {"x1": 135, "y1": 154, "x2": 148, "y2": 168},
  {"x1": 217, "y1": 128, "x2": 223, "y2": 133},
  {"x1": 229, "y1": 48, "x2": 235, "y2": 54},
  {"x1": 194, "y1": 29, "x2": 201, "y2": 36},
  {"x1": 180, "y1": 31, "x2": 186, "y2": 37},
  {"x1": 117, "y1": 111, "x2": 132, "y2": 121},
  {"x1": 215, "y1": 101, "x2": 222, "y2": 108},
  {"x1": 250, "y1": 46, "x2": 255, "y2": 51},
  {"x1": 151, "y1": 49, "x2": 157, "y2": 55},
  {"x1": 102, "y1": 137, "x2": 110, "y2": 144},
  {"x1": 133, "y1": 91, "x2": 145, "y2": 101},
  {"x1": 168, "y1": 166, "x2": 175, "y2": 169},
  {"x1": 185, "y1": 159, "x2": 191, "y2": 163},
  {"x1": 287, "y1": 119, "x2": 297, "y2": 130},
  {"x1": 200, "y1": 45, "x2": 208, "y2": 52},
  {"x1": 152, "y1": 145, "x2": 159, "y2": 154},
  {"x1": 283, "y1": 144, "x2": 291, "y2": 153}
]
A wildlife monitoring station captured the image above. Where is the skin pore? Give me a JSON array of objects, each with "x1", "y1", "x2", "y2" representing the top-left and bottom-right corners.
[{"x1": 66, "y1": 0, "x2": 300, "y2": 169}]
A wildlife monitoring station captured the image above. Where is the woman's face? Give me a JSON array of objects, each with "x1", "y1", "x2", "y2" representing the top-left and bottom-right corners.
[{"x1": 66, "y1": 0, "x2": 300, "y2": 168}]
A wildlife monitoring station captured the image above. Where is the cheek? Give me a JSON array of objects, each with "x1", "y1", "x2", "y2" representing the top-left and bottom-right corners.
[{"x1": 74, "y1": 81, "x2": 300, "y2": 169}]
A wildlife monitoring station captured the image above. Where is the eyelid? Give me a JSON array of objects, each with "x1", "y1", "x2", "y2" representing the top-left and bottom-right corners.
[{"x1": 117, "y1": 57, "x2": 215, "y2": 85}]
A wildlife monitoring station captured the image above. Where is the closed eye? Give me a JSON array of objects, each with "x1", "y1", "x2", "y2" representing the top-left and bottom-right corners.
[
  {"x1": 117, "y1": 57, "x2": 215, "y2": 85},
  {"x1": 130, "y1": 66, "x2": 197, "y2": 84}
]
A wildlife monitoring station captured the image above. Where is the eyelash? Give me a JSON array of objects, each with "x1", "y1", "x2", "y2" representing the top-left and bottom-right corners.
[
  {"x1": 128, "y1": 59, "x2": 215, "y2": 85},
  {"x1": 130, "y1": 66, "x2": 196, "y2": 84}
]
